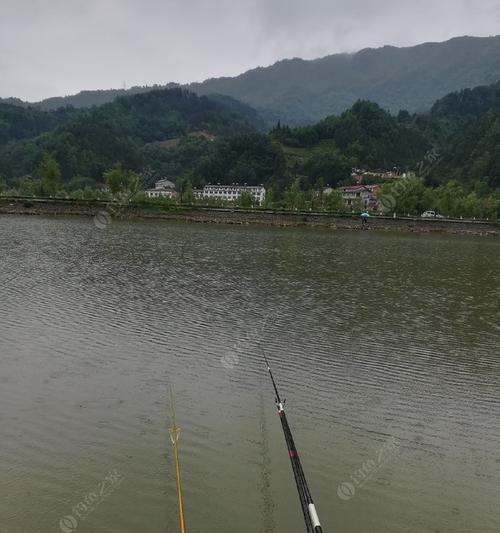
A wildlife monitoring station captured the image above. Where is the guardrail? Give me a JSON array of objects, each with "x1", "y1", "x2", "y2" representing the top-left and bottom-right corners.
[{"x1": 1, "y1": 195, "x2": 498, "y2": 225}]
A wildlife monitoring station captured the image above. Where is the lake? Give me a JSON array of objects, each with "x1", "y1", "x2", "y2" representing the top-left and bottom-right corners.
[{"x1": 1, "y1": 215, "x2": 499, "y2": 533}]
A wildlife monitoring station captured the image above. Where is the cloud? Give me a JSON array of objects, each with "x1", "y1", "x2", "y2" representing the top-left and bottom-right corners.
[
  {"x1": 251, "y1": 0, "x2": 500, "y2": 58},
  {"x1": 0, "y1": 0, "x2": 499, "y2": 100}
]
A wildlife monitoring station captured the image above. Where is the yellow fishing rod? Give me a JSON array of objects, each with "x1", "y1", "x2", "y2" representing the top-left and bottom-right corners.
[{"x1": 169, "y1": 386, "x2": 187, "y2": 533}]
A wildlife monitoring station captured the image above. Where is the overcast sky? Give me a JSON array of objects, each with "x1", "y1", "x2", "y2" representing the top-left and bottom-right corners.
[{"x1": 1, "y1": 0, "x2": 500, "y2": 101}]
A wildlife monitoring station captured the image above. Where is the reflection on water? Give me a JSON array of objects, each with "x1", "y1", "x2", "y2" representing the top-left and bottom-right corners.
[{"x1": 0, "y1": 215, "x2": 499, "y2": 533}]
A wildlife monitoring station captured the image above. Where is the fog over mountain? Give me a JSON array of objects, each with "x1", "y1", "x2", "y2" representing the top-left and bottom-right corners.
[
  {"x1": 188, "y1": 35, "x2": 500, "y2": 124},
  {"x1": 4, "y1": 35, "x2": 500, "y2": 126}
]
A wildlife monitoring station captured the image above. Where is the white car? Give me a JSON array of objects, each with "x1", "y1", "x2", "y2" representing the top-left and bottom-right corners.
[{"x1": 421, "y1": 211, "x2": 445, "y2": 218}]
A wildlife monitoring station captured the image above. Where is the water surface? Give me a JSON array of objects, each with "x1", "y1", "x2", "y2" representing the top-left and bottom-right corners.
[{"x1": 1, "y1": 215, "x2": 499, "y2": 533}]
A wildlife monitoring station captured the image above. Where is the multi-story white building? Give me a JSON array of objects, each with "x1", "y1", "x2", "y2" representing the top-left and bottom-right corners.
[
  {"x1": 193, "y1": 184, "x2": 266, "y2": 205},
  {"x1": 145, "y1": 178, "x2": 177, "y2": 199}
]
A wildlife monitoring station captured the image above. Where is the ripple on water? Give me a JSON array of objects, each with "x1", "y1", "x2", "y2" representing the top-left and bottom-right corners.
[{"x1": 0, "y1": 217, "x2": 499, "y2": 533}]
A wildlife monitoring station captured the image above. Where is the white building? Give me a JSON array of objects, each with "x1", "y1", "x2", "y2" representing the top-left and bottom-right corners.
[
  {"x1": 145, "y1": 178, "x2": 177, "y2": 199},
  {"x1": 193, "y1": 184, "x2": 266, "y2": 205}
]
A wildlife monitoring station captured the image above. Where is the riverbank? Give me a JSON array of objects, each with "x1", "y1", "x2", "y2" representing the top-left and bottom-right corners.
[{"x1": 1, "y1": 197, "x2": 499, "y2": 236}]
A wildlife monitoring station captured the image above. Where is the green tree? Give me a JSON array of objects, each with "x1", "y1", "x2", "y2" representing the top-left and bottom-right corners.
[
  {"x1": 237, "y1": 191, "x2": 255, "y2": 208},
  {"x1": 302, "y1": 151, "x2": 351, "y2": 187},
  {"x1": 181, "y1": 179, "x2": 194, "y2": 204},
  {"x1": 38, "y1": 153, "x2": 61, "y2": 196},
  {"x1": 396, "y1": 177, "x2": 427, "y2": 214},
  {"x1": 461, "y1": 192, "x2": 481, "y2": 218},
  {"x1": 74, "y1": 186, "x2": 101, "y2": 201},
  {"x1": 262, "y1": 188, "x2": 275, "y2": 209},
  {"x1": 104, "y1": 164, "x2": 140, "y2": 200},
  {"x1": 105, "y1": 164, "x2": 127, "y2": 195},
  {"x1": 284, "y1": 178, "x2": 305, "y2": 210},
  {"x1": 435, "y1": 180, "x2": 465, "y2": 217},
  {"x1": 18, "y1": 177, "x2": 40, "y2": 196},
  {"x1": 381, "y1": 177, "x2": 430, "y2": 215},
  {"x1": 324, "y1": 190, "x2": 344, "y2": 213}
]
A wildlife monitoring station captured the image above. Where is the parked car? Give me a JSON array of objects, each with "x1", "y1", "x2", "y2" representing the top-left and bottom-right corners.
[{"x1": 421, "y1": 210, "x2": 445, "y2": 218}]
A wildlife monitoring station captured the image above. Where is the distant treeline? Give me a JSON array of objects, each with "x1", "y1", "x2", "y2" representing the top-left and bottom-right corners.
[{"x1": 1, "y1": 82, "x2": 500, "y2": 215}]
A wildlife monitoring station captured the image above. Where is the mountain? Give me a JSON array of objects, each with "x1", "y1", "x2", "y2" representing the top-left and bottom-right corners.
[
  {"x1": 189, "y1": 36, "x2": 500, "y2": 125},
  {"x1": 0, "y1": 85, "x2": 179, "y2": 111},
  {"x1": 0, "y1": 88, "x2": 257, "y2": 182},
  {"x1": 34, "y1": 84, "x2": 180, "y2": 111},
  {"x1": 3, "y1": 35, "x2": 500, "y2": 127},
  {"x1": 2, "y1": 82, "x2": 500, "y2": 194}
]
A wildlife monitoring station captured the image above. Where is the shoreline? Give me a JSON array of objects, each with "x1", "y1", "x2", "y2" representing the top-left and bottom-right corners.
[{"x1": 1, "y1": 198, "x2": 499, "y2": 236}]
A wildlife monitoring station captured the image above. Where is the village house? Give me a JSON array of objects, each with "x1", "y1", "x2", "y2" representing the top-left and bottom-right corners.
[
  {"x1": 193, "y1": 184, "x2": 266, "y2": 205},
  {"x1": 339, "y1": 184, "x2": 382, "y2": 210},
  {"x1": 351, "y1": 168, "x2": 404, "y2": 184},
  {"x1": 144, "y1": 178, "x2": 177, "y2": 199}
]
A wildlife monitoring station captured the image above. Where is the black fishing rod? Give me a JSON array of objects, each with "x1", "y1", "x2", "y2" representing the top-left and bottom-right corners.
[{"x1": 263, "y1": 354, "x2": 323, "y2": 533}]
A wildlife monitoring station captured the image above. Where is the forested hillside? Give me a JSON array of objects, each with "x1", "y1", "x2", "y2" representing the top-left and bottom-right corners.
[
  {"x1": 3, "y1": 35, "x2": 500, "y2": 127},
  {"x1": 0, "y1": 89, "x2": 257, "y2": 182},
  {"x1": 146, "y1": 94, "x2": 499, "y2": 194},
  {"x1": 0, "y1": 85, "x2": 178, "y2": 111},
  {"x1": 425, "y1": 110, "x2": 500, "y2": 188},
  {"x1": 192, "y1": 35, "x2": 500, "y2": 125},
  {"x1": 412, "y1": 82, "x2": 500, "y2": 189},
  {"x1": 1, "y1": 83, "x2": 499, "y2": 211},
  {"x1": 0, "y1": 103, "x2": 79, "y2": 146},
  {"x1": 35, "y1": 84, "x2": 179, "y2": 111},
  {"x1": 173, "y1": 101, "x2": 430, "y2": 194},
  {"x1": 431, "y1": 81, "x2": 500, "y2": 118}
]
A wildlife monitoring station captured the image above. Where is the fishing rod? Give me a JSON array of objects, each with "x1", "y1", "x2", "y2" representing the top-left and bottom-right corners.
[
  {"x1": 169, "y1": 386, "x2": 187, "y2": 533},
  {"x1": 263, "y1": 354, "x2": 323, "y2": 533}
]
